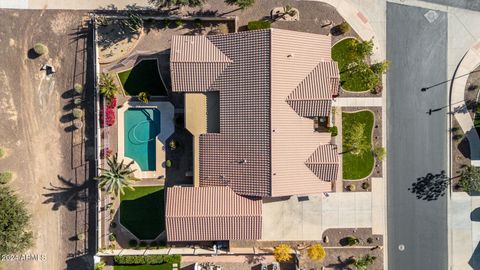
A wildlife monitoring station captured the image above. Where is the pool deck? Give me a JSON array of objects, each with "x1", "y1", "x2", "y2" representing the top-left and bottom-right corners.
[{"x1": 118, "y1": 101, "x2": 174, "y2": 179}]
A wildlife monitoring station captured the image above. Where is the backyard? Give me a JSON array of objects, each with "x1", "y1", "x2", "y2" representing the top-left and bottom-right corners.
[
  {"x1": 118, "y1": 59, "x2": 167, "y2": 96},
  {"x1": 120, "y1": 186, "x2": 165, "y2": 240},
  {"x1": 342, "y1": 110, "x2": 375, "y2": 180}
]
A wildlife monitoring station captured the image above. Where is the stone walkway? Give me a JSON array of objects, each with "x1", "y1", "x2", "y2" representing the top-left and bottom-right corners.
[{"x1": 333, "y1": 97, "x2": 383, "y2": 107}]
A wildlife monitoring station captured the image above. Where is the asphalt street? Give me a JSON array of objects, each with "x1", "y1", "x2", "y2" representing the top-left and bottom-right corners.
[
  {"x1": 387, "y1": 3, "x2": 448, "y2": 270},
  {"x1": 421, "y1": 0, "x2": 480, "y2": 11}
]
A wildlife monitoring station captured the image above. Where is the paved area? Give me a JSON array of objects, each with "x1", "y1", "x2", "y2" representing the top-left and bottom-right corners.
[
  {"x1": 262, "y1": 193, "x2": 373, "y2": 240},
  {"x1": 387, "y1": 3, "x2": 448, "y2": 270},
  {"x1": 333, "y1": 97, "x2": 383, "y2": 107},
  {"x1": 420, "y1": 0, "x2": 480, "y2": 11}
]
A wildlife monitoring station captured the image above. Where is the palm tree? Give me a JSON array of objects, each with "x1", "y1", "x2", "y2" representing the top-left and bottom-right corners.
[
  {"x1": 99, "y1": 73, "x2": 119, "y2": 101},
  {"x1": 95, "y1": 154, "x2": 138, "y2": 196}
]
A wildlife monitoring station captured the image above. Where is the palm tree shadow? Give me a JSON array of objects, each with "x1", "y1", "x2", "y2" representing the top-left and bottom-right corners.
[
  {"x1": 408, "y1": 170, "x2": 449, "y2": 201},
  {"x1": 42, "y1": 175, "x2": 88, "y2": 211}
]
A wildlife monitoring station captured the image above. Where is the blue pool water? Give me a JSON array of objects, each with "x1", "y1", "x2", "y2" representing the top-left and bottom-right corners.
[{"x1": 124, "y1": 108, "x2": 161, "y2": 171}]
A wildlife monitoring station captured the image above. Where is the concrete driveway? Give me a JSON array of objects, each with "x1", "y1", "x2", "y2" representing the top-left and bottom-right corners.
[{"x1": 262, "y1": 192, "x2": 372, "y2": 240}]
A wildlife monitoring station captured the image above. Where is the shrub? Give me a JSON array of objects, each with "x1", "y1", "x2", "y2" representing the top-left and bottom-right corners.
[
  {"x1": 0, "y1": 172, "x2": 13, "y2": 184},
  {"x1": 347, "y1": 184, "x2": 356, "y2": 191},
  {"x1": 94, "y1": 261, "x2": 106, "y2": 270},
  {"x1": 77, "y1": 232, "x2": 85, "y2": 241},
  {"x1": 128, "y1": 239, "x2": 138, "y2": 247},
  {"x1": 217, "y1": 24, "x2": 229, "y2": 34},
  {"x1": 74, "y1": 83, "x2": 84, "y2": 94},
  {"x1": 273, "y1": 244, "x2": 292, "y2": 262},
  {"x1": 373, "y1": 146, "x2": 386, "y2": 161},
  {"x1": 361, "y1": 182, "x2": 370, "y2": 190},
  {"x1": 371, "y1": 84, "x2": 383, "y2": 94},
  {"x1": 74, "y1": 98, "x2": 82, "y2": 106},
  {"x1": 371, "y1": 61, "x2": 390, "y2": 75},
  {"x1": 109, "y1": 233, "x2": 116, "y2": 241},
  {"x1": 73, "y1": 119, "x2": 83, "y2": 129},
  {"x1": 138, "y1": 92, "x2": 149, "y2": 103},
  {"x1": 123, "y1": 12, "x2": 143, "y2": 32},
  {"x1": 0, "y1": 148, "x2": 5, "y2": 159},
  {"x1": 101, "y1": 148, "x2": 113, "y2": 159},
  {"x1": 113, "y1": 255, "x2": 181, "y2": 265},
  {"x1": 366, "y1": 237, "x2": 374, "y2": 244},
  {"x1": 247, "y1": 20, "x2": 271, "y2": 30},
  {"x1": 307, "y1": 244, "x2": 326, "y2": 261},
  {"x1": 328, "y1": 126, "x2": 338, "y2": 137},
  {"x1": 72, "y1": 108, "x2": 83, "y2": 119},
  {"x1": 33, "y1": 43, "x2": 48, "y2": 55},
  {"x1": 107, "y1": 97, "x2": 117, "y2": 109},
  {"x1": 459, "y1": 166, "x2": 480, "y2": 192},
  {"x1": 165, "y1": 160, "x2": 172, "y2": 168},
  {"x1": 345, "y1": 236, "x2": 359, "y2": 246},
  {"x1": 101, "y1": 107, "x2": 116, "y2": 127},
  {"x1": 174, "y1": 20, "x2": 183, "y2": 28},
  {"x1": 338, "y1": 21, "x2": 350, "y2": 34},
  {"x1": 169, "y1": 140, "x2": 178, "y2": 150},
  {"x1": 163, "y1": 19, "x2": 171, "y2": 28}
]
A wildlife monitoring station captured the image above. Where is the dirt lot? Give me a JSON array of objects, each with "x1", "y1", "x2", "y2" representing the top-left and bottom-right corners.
[{"x1": 0, "y1": 10, "x2": 96, "y2": 270}]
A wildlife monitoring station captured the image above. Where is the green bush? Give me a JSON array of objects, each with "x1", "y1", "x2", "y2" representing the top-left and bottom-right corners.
[
  {"x1": 0, "y1": 172, "x2": 13, "y2": 184},
  {"x1": 73, "y1": 108, "x2": 83, "y2": 119},
  {"x1": 0, "y1": 148, "x2": 5, "y2": 159},
  {"x1": 74, "y1": 98, "x2": 82, "y2": 106},
  {"x1": 74, "y1": 83, "x2": 84, "y2": 94},
  {"x1": 77, "y1": 232, "x2": 85, "y2": 241},
  {"x1": 338, "y1": 21, "x2": 350, "y2": 34},
  {"x1": 109, "y1": 233, "x2": 116, "y2": 241},
  {"x1": 328, "y1": 126, "x2": 338, "y2": 137},
  {"x1": 174, "y1": 19, "x2": 183, "y2": 28},
  {"x1": 169, "y1": 140, "x2": 178, "y2": 150},
  {"x1": 128, "y1": 239, "x2": 138, "y2": 247},
  {"x1": 95, "y1": 261, "x2": 106, "y2": 270},
  {"x1": 33, "y1": 43, "x2": 48, "y2": 55},
  {"x1": 138, "y1": 92, "x2": 149, "y2": 103},
  {"x1": 361, "y1": 182, "x2": 370, "y2": 190},
  {"x1": 373, "y1": 146, "x2": 386, "y2": 161},
  {"x1": 247, "y1": 20, "x2": 271, "y2": 30},
  {"x1": 113, "y1": 254, "x2": 181, "y2": 265},
  {"x1": 345, "y1": 236, "x2": 359, "y2": 246},
  {"x1": 166, "y1": 160, "x2": 172, "y2": 168}
]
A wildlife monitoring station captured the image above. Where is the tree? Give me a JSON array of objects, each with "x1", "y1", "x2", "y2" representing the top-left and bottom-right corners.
[
  {"x1": 0, "y1": 186, "x2": 33, "y2": 255},
  {"x1": 338, "y1": 21, "x2": 350, "y2": 34},
  {"x1": 344, "y1": 122, "x2": 370, "y2": 155},
  {"x1": 99, "y1": 73, "x2": 119, "y2": 101},
  {"x1": 371, "y1": 60, "x2": 390, "y2": 75},
  {"x1": 149, "y1": 0, "x2": 205, "y2": 8},
  {"x1": 459, "y1": 166, "x2": 480, "y2": 192},
  {"x1": 353, "y1": 255, "x2": 376, "y2": 270},
  {"x1": 95, "y1": 261, "x2": 106, "y2": 270},
  {"x1": 95, "y1": 154, "x2": 138, "y2": 197},
  {"x1": 343, "y1": 62, "x2": 380, "y2": 91},
  {"x1": 373, "y1": 146, "x2": 386, "y2": 161},
  {"x1": 225, "y1": 0, "x2": 255, "y2": 10},
  {"x1": 138, "y1": 92, "x2": 149, "y2": 103},
  {"x1": 273, "y1": 244, "x2": 292, "y2": 262},
  {"x1": 307, "y1": 244, "x2": 326, "y2": 261},
  {"x1": 354, "y1": 39, "x2": 374, "y2": 60}
]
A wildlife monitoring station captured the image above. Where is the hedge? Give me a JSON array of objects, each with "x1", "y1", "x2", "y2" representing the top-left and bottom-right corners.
[
  {"x1": 114, "y1": 255, "x2": 181, "y2": 265},
  {"x1": 247, "y1": 20, "x2": 271, "y2": 30}
]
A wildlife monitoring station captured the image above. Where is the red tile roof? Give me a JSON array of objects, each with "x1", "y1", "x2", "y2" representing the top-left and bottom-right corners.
[{"x1": 165, "y1": 186, "x2": 262, "y2": 241}]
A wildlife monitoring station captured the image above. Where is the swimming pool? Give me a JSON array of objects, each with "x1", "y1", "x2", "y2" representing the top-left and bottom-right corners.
[{"x1": 124, "y1": 108, "x2": 161, "y2": 171}]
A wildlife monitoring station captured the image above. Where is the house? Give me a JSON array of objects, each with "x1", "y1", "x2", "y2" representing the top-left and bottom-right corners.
[{"x1": 166, "y1": 28, "x2": 340, "y2": 242}]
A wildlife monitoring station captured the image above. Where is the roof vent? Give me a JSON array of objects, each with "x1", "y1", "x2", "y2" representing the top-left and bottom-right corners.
[
  {"x1": 238, "y1": 159, "x2": 247, "y2": 164},
  {"x1": 287, "y1": 54, "x2": 294, "y2": 58}
]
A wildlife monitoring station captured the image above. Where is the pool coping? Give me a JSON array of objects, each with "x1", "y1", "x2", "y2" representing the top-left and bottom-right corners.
[{"x1": 118, "y1": 101, "x2": 175, "y2": 179}]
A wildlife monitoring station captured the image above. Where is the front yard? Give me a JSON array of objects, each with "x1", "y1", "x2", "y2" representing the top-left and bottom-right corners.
[
  {"x1": 120, "y1": 186, "x2": 165, "y2": 240},
  {"x1": 342, "y1": 110, "x2": 375, "y2": 180}
]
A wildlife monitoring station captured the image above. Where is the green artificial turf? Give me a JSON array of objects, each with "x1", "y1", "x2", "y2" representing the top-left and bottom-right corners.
[
  {"x1": 120, "y1": 186, "x2": 165, "y2": 240},
  {"x1": 114, "y1": 265, "x2": 172, "y2": 270},
  {"x1": 342, "y1": 111, "x2": 375, "y2": 180},
  {"x1": 118, "y1": 59, "x2": 167, "y2": 96},
  {"x1": 332, "y1": 38, "x2": 377, "y2": 92}
]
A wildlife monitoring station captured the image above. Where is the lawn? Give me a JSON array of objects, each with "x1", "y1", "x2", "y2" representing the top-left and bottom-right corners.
[
  {"x1": 332, "y1": 38, "x2": 377, "y2": 92},
  {"x1": 342, "y1": 111, "x2": 375, "y2": 180},
  {"x1": 114, "y1": 265, "x2": 173, "y2": 270},
  {"x1": 120, "y1": 186, "x2": 165, "y2": 240},
  {"x1": 118, "y1": 59, "x2": 167, "y2": 96}
]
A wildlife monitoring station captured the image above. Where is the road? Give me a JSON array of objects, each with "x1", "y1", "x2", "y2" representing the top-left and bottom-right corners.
[
  {"x1": 387, "y1": 3, "x2": 448, "y2": 270},
  {"x1": 420, "y1": 0, "x2": 480, "y2": 11}
]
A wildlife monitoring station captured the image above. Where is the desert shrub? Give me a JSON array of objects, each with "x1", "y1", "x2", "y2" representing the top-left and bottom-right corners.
[
  {"x1": 73, "y1": 119, "x2": 83, "y2": 129},
  {"x1": 361, "y1": 182, "x2": 370, "y2": 190},
  {"x1": 74, "y1": 98, "x2": 82, "y2": 106},
  {"x1": 0, "y1": 148, "x2": 5, "y2": 159},
  {"x1": 0, "y1": 172, "x2": 13, "y2": 184},
  {"x1": 366, "y1": 237, "x2": 374, "y2": 244},
  {"x1": 109, "y1": 233, "x2": 116, "y2": 241},
  {"x1": 165, "y1": 160, "x2": 172, "y2": 168},
  {"x1": 307, "y1": 244, "x2": 326, "y2": 261},
  {"x1": 247, "y1": 20, "x2": 271, "y2": 30},
  {"x1": 273, "y1": 244, "x2": 292, "y2": 262},
  {"x1": 347, "y1": 184, "x2": 356, "y2": 191},
  {"x1": 328, "y1": 126, "x2": 338, "y2": 137},
  {"x1": 77, "y1": 232, "x2": 85, "y2": 241},
  {"x1": 345, "y1": 236, "x2": 359, "y2": 246},
  {"x1": 217, "y1": 23, "x2": 229, "y2": 34},
  {"x1": 73, "y1": 108, "x2": 83, "y2": 119},
  {"x1": 128, "y1": 239, "x2": 138, "y2": 247},
  {"x1": 338, "y1": 21, "x2": 350, "y2": 34},
  {"x1": 74, "y1": 83, "x2": 84, "y2": 94},
  {"x1": 33, "y1": 43, "x2": 48, "y2": 55}
]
